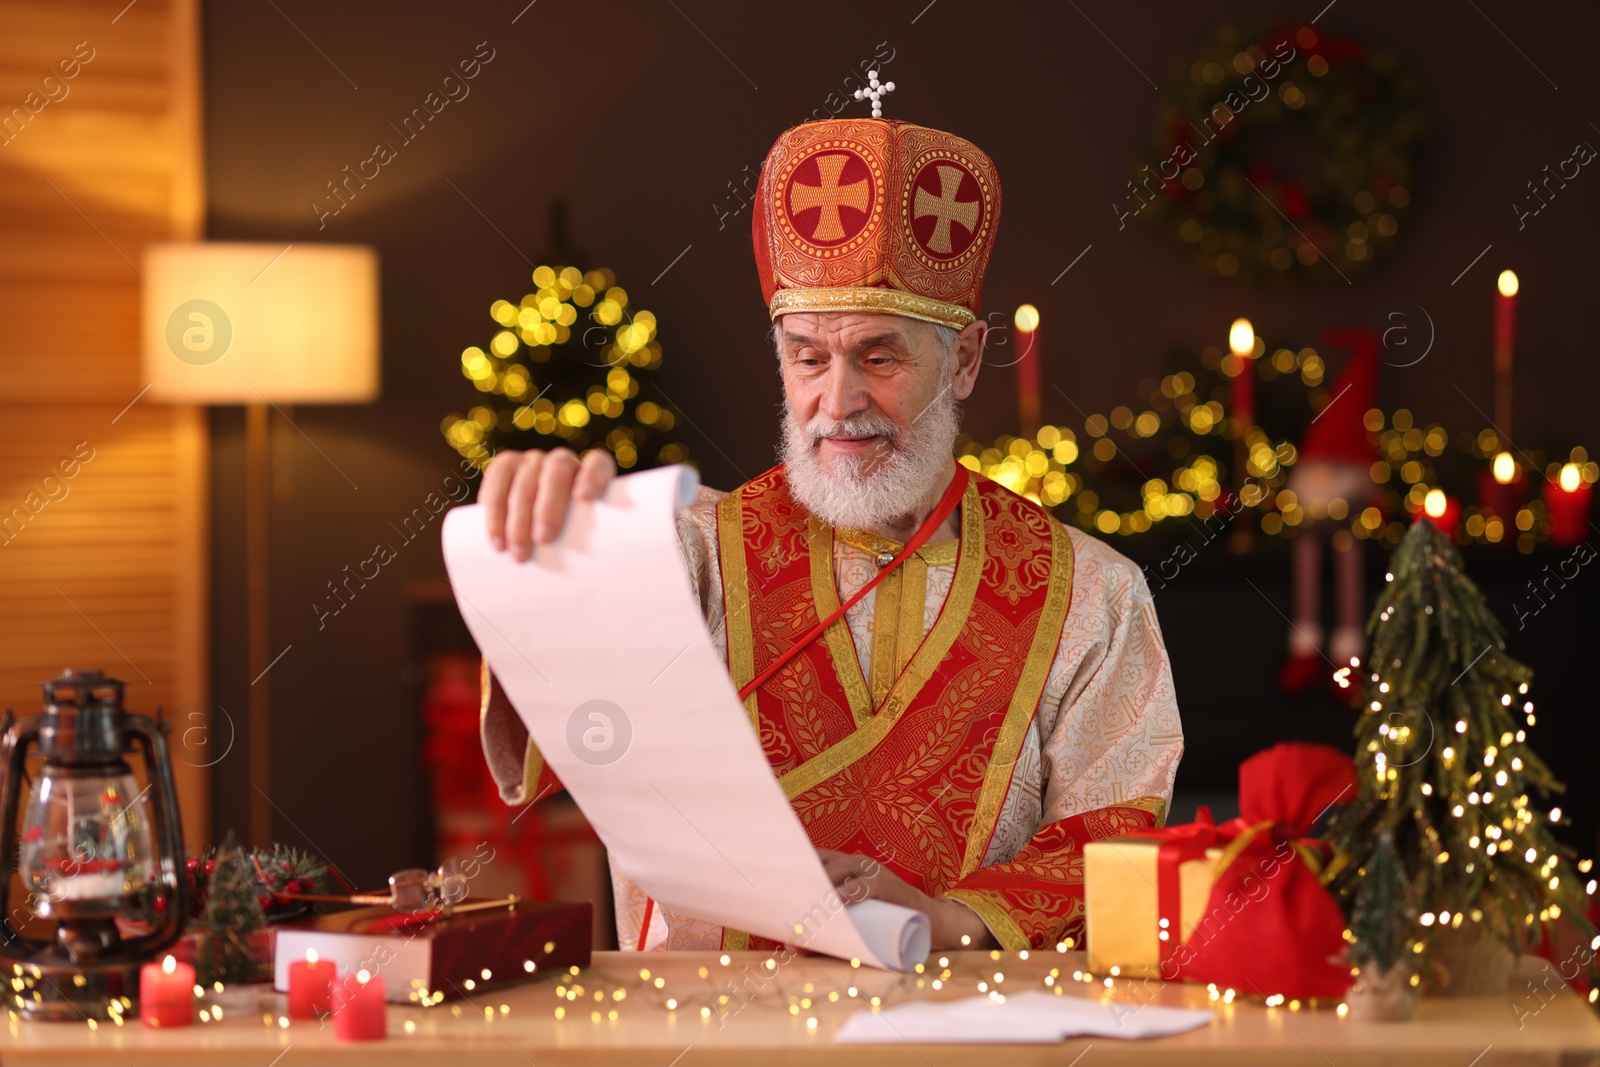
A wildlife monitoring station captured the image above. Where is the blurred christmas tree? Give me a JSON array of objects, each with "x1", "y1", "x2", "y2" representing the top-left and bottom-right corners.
[
  {"x1": 441, "y1": 203, "x2": 689, "y2": 472},
  {"x1": 1347, "y1": 830, "x2": 1414, "y2": 973},
  {"x1": 192, "y1": 832, "x2": 266, "y2": 986},
  {"x1": 1345, "y1": 829, "x2": 1421, "y2": 1018},
  {"x1": 1322, "y1": 518, "x2": 1596, "y2": 964}
]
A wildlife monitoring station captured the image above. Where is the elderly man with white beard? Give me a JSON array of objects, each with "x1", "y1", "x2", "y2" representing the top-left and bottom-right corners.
[{"x1": 475, "y1": 112, "x2": 1183, "y2": 955}]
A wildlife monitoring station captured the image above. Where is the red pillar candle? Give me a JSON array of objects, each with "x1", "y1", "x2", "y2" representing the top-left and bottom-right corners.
[
  {"x1": 1228, "y1": 317, "x2": 1257, "y2": 428},
  {"x1": 1544, "y1": 464, "x2": 1593, "y2": 547},
  {"x1": 1232, "y1": 358, "x2": 1254, "y2": 427},
  {"x1": 332, "y1": 969, "x2": 386, "y2": 1041},
  {"x1": 139, "y1": 954, "x2": 195, "y2": 1028},
  {"x1": 1494, "y1": 271, "x2": 1518, "y2": 434},
  {"x1": 1477, "y1": 452, "x2": 1524, "y2": 522},
  {"x1": 288, "y1": 949, "x2": 337, "y2": 1020},
  {"x1": 1013, "y1": 304, "x2": 1041, "y2": 439}
]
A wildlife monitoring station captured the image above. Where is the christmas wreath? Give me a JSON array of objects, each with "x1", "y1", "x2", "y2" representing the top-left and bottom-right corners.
[{"x1": 1130, "y1": 23, "x2": 1425, "y2": 281}]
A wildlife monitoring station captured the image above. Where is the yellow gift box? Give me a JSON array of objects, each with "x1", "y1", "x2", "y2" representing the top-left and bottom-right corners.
[{"x1": 1083, "y1": 836, "x2": 1223, "y2": 977}]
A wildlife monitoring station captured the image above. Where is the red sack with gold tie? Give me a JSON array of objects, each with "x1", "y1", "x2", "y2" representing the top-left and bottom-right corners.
[{"x1": 1166, "y1": 743, "x2": 1358, "y2": 1000}]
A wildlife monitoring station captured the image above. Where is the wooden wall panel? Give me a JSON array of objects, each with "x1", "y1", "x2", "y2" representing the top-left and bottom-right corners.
[{"x1": 0, "y1": 0, "x2": 209, "y2": 847}]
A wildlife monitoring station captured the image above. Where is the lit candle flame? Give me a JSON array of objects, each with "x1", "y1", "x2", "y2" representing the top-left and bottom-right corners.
[
  {"x1": 162, "y1": 955, "x2": 176, "y2": 975},
  {"x1": 1013, "y1": 304, "x2": 1040, "y2": 332},
  {"x1": 306, "y1": 949, "x2": 318, "y2": 964},
  {"x1": 1229, "y1": 318, "x2": 1255, "y2": 358},
  {"x1": 1492, "y1": 451, "x2": 1516, "y2": 484},
  {"x1": 357, "y1": 969, "x2": 372, "y2": 985},
  {"x1": 1559, "y1": 463, "x2": 1581, "y2": 493},
  {"x1": 1497, "y1": 270, "x2": 1519, "y2": 298},
  {"x1": 1424, "y1": 488, "x2": 1448, "y2": 519}
]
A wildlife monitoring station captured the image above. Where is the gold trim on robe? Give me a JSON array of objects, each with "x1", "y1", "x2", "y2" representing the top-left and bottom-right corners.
[
  {"x1": 807, "y1": 518, "x2": 874, "y2": 726},
  {"x1": 895, "y1": 554, "x2": 929, "y2": 677},
  {"x1": 867, "y1": 566, "x2": 902, "y2": 710},
  {"x1": 717, "y1": 486, "x2": 759, "y2": 726},
  {"x1": 943, "y1": 888, "x2": 1030, "y2": 951},
  {"x1": 958, "y1": 513, "x2": 1075, "y2": 878},
  {"x1": 1119, "y1": 795, "x2": 1170, "y2": 828},
  {"x1": 777, "y1": 474, "x2": 986, "y2": 800}
]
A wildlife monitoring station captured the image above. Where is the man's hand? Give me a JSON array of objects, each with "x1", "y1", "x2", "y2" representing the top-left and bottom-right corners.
[
  {"x1": 480, "y1": 448, "x2": 617, "y2": 560},
  {"x1": 818, "y1": 849, "x2": 999, "y2": 952}
]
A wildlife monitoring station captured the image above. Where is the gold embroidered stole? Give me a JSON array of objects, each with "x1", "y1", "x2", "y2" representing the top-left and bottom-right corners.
[{"x1": 715, "y1": 465, "x2": 1074, "y2": 912}]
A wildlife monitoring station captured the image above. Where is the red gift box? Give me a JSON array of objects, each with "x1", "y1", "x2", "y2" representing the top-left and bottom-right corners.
[{"x1": 272, "y1": 900, "x2": 591, "y2": 1004}]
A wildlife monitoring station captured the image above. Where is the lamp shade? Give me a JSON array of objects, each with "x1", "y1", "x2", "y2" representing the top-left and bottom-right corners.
[{"x1": 141, "y1": 242, "x2": 380, "y2": 403}]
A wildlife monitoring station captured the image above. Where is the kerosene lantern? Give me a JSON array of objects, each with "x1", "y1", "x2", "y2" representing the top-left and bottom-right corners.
[{"x1": 0, "y1": 669, "x2": 188, "y2": 1020}]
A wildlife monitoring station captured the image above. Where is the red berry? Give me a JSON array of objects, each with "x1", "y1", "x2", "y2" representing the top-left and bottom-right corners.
[
  {"x1": 204, "y1": 860, "x2": 216, "y2": 875},
  {"x1": 154, "y1": 896, "x2": 166, "y2": 914}
]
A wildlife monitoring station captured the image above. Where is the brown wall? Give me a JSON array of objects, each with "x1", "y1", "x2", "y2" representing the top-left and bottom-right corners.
[
  {"x1": 0, "y1": 0, "x2": 209, "y2": 848},
  {"x1": 198, "y1": 1, "x2": 1600, "y2": 879}
]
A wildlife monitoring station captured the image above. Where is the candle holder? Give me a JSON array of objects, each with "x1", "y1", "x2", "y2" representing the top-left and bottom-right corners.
[{"x1": 0, "y1": 669, "x2": 188, "y2": 1021}]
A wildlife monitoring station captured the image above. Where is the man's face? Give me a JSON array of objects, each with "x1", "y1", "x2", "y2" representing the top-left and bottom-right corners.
[{"x1": 776, "y1": 312, "x2": 965, "y2": 479}]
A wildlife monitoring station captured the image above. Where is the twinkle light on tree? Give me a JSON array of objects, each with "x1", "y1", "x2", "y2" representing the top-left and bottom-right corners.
[
  {"x1": 441, "y1": 263, "x2": 688, "y2": 472},
  {"x1": 1322, "y1": 517, "x2": 1596, "y2": 966}
]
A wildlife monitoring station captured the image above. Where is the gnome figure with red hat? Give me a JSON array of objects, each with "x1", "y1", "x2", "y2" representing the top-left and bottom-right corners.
[{"x1": 1279, "y1": 330, "x2": 1380, "y2": 696}]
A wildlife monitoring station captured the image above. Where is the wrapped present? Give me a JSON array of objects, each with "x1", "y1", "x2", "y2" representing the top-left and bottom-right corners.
[
  {"x1": 273, "y1": 899, "x2": 591, "y2": 1004},
  {"x1": 1084, "y1": 743, "x2": 1358, "y2": 1001},
  {"x1": 1085, "y1": 813, "x2": 1224, "y2": 977}
]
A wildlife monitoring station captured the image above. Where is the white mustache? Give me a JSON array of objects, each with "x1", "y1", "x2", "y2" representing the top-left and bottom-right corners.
[{"x1": 805, "y1": 414, "x2": 899, "y2": 445}]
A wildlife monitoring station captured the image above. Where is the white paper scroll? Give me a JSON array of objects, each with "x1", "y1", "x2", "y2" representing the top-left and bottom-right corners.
[{"x1": 441, "y1": 465, "x2": 931, "y2": 971}]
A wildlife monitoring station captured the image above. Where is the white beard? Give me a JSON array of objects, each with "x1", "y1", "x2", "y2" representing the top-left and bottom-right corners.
[{"x1": 780, "y1": 385, "x2": 960, "y2": 531}]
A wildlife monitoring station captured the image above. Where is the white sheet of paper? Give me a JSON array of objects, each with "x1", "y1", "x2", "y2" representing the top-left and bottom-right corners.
[
  {"x1": 441, "y1": 465, "x2": 931, "y2": 971},
  {"x1": 834, "y1": 990, "x2": 1214, "y2": 1043}
]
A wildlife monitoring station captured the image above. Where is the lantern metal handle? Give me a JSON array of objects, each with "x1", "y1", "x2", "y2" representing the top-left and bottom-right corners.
[{"x1": 0, "y1": 714, "x2": 41, "y2": 952}]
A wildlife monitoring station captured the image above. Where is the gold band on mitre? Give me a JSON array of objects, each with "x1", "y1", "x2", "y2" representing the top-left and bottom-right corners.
[{"x1": 768, "y1": 287, "x2": 975, "y2": 330}]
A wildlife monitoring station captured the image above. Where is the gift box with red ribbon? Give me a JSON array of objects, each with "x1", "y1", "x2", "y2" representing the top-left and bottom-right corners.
[{"x1": 1084, "y1": 743, "x2": 1358, "y2": 1001}]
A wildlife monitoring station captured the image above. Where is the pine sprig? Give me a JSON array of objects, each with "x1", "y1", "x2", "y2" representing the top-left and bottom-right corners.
[{"x1": 183, "y1": 840, "x2": 329, "y2": 919}]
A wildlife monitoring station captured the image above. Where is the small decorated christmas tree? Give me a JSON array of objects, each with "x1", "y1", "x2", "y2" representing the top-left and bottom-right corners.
[
  {"x1": 1344, "y1": 830, "x2": 1420, "y2": 1018},
  {"x1": 193, "y1": 832, "x2": 266, "y2": 986},
  {"x1": 1323, "y1": 517, "x2": 1595, "y2": 981},
  {"x1": 1348, "y1": 830, "x2": 1415, "y2": 971}
]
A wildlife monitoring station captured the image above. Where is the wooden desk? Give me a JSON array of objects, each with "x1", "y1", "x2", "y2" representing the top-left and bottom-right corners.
[{"x1": 0, "y1": 950, "x2": 1595, "y2": 1065}]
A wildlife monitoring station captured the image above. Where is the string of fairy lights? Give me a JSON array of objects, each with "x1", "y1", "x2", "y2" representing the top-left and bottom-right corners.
[
  {"x1": 39, "y1": 934, "x2": 1380, "y2": 1035},
  {"x1": 41, "y1": 877, "x2": 1597, "y2": 1035},
  {"x1": 960, "y1": 319, "x2": 1595, "y2": 551}
]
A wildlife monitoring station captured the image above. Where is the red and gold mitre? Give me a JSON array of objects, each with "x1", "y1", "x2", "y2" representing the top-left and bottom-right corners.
[{"x1": 752, "y1": 118, "x2": 1001, "y2": 330}]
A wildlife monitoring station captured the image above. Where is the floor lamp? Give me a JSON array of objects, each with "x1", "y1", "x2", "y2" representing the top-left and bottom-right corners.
[{"x1": 142, "y1": 242, "x2": 380, "y2": 847}]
